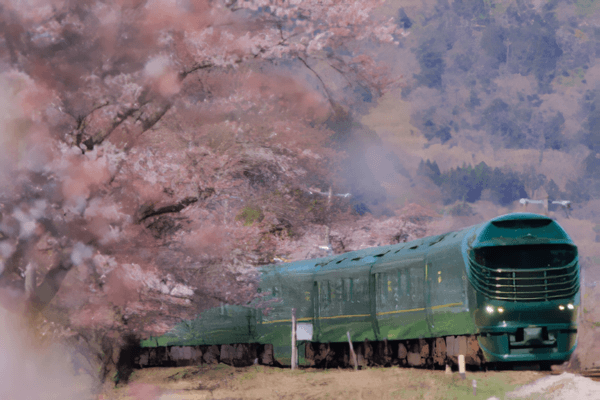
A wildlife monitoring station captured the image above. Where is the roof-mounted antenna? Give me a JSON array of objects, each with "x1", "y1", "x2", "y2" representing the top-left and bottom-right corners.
[{"x1": 520, "y1": 197, "x2": 571, "y2": 218}]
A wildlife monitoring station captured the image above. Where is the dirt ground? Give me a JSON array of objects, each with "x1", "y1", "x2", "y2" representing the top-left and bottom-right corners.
[{"x1": 98, "y1": 364, "x2": 558, "y2": 400}]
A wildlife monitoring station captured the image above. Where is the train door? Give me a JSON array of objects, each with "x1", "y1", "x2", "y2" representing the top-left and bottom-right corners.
[
  {"x1": 247, "y1": 307, "x2": 258, "y2": 340},
  {"x1": 369, "y1": 270, "x2": 381, "y2": 341},
  {"x1": 424, "y1": 262, "x2": 435, "y2": 331},
  {"x1": 312, "y1": 281, "x2": 320, "y2": 340}
]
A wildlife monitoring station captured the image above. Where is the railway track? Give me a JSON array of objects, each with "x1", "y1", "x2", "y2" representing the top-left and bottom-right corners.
[{"x1": 581, "y1": 367, "x2": 600, "y2": 381}]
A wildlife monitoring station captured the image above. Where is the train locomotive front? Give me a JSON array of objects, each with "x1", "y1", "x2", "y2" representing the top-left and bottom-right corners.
[{"x1": 463, "y1": 213, "x2": 579, "y2": 363}]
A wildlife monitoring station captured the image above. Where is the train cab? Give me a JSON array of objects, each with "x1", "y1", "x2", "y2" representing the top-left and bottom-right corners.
[{"x1": 464, "y1": 213, "x2": 579, "y2": 363}]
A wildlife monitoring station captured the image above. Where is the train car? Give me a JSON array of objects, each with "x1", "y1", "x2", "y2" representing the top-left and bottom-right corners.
[{"x1": 140, "y1": 212, "x2": 579, "y2": 368}]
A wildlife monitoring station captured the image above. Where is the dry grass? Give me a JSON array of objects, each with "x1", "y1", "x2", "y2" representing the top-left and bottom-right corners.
[{"x1": 100, "y1": 364, "x2": 545, "y2": 400}]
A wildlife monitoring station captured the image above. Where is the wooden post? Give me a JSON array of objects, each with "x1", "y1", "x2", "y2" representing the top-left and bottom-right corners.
[
  {"x1": 24, "y1": 263, "x2": 36, "y2": 300},
  {"x1": 347, "y1": 331, "x2": 358, "y2": 371},
  {"x1": 458, "y1": 354, "x2": 466, "y2": 380},
  {"x1": 291, "y1": 308, "x2": 297, "y2": 370}
]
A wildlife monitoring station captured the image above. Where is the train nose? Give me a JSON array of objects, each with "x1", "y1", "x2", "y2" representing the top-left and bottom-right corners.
[{"x1": 511, "y1": 326, "x2": 553, "y2": 347}]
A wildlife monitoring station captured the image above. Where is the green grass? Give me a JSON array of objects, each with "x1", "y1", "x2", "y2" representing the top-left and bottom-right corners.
[
  {"x1": 212, "y1": 363, "x2": 232, "y2": 371},
  {"x1": 483, "y1": 0, "x2": 510, "y2": 17},
  {"x1": 555, "y1": 67, "x2": 586, "y2": 87},
  {"x1": 386, "y1": 370, "x2": 537, "y2": 400},
  {"x1": 266, "y1": 367, "x2": 534, "y2": 400},
  {"x1": 236, "y1": 206, "x2": 263, "y2": 226},
  {"x1": 576, "y1": 0, "x2": 600, "y2": 16}
]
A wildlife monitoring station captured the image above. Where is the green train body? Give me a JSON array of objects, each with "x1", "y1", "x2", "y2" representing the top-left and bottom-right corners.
[{"x1": 141, "y1": 213, "x2": 579, "y2": 365}]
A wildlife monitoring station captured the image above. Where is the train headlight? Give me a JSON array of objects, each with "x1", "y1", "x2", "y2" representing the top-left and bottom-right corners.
[
  {"x1": 485, "y1": 305, "x2": 494, "y2": 314},
  {"x1": 567, "y1": 303, "x2": 574, "y2": 310},
  {"x1": 559, "y1": 305, "x2": 565, "y2": 311},
  {"x1": 497, "y1": 307, "x2": 504, "y2": 313}
]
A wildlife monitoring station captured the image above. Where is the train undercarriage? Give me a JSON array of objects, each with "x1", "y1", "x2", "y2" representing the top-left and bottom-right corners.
[{"x1": 134, "y1": 335, "x2": 486, "y2": 370}]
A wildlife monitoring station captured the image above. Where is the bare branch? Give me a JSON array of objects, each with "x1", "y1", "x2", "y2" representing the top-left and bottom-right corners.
[
  {"x1": 139, "y1": 102, "x2": 172, "y2": 132},
  {"x1": 138, "y1": 196, "x2": 198, "y2": 223},
  {"x1": 82, "y1": 106, "x2": 138, "y2": 151},
  {"x1": 297, "y1": 56, "x2": 338, "y2": 114},
  {"x1": 179, "y1": 61, "x2": 214, "y2": 80},
  {"x1": 61, "y1": 100, "x2": 111, "y2": 148}
]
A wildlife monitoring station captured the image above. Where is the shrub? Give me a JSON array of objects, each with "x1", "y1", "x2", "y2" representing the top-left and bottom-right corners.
[{"x1": 236, "y1": 206, "x2": 264, "y2": 226}]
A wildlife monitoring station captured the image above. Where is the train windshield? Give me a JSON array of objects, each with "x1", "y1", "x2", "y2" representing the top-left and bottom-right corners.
[{"x1": 472, "y1": 244, "x2": 577, "y2": 269}]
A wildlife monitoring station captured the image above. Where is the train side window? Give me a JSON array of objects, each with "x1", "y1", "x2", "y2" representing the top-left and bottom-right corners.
[
  {"x1": 342, "y1": 278, "x2": 353, "y2": 303},
  {"x1": 377, "y1": 273, "x2": 393, "y2": 304},
  {"x1": 332, "y1": 280, "x2": 343, "y2": 313},
  {"x1": 409, "y1": 267, "x2": 423, "y2": 304},
  {"x1": 320, "y1": 281, "x2": 332, "y2": 305},
  {"x1": 377, "y1": 273, "x2": 382, "y2": 304},
  {"x1": 398, "y1": 270, "x2": 409, "y2": 297},
  {"x1": 353, "y1": 277, "x2": 365, "y2": 304},
  {"x1": 376, "y1": 273, "x2": 383, "y2": 305},
  {"x1": 398, "y1": 271, "x2": 402, "y2": 296},
  {"x1": 329, "y1": 281, "x2": 334, "y2": 303},
  {"x1": 319, "y1": 281, "x2": 329, "y2": 313},
  {"x1": 332, "y1": 280, "x2": 343, "y2": 303}
]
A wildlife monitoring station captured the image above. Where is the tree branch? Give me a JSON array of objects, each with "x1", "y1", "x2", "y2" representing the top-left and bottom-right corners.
[
  {"x1": 82, "y1": 106, "x2": 138, "y2": 151},
  {"x1": 297, "y1": 56, "x2": 339, "y2": 116},
  {"x1": 137, "y1": 197, "x2": 198, "y2": 223},
  {"x1": 179, "y1": 61, "x2": 214, "y2": 80},
  {"x1": 69, "y1": 101, "x2": 110, "y2": 148},
  {"x1": 139, "y1": 102, "x2": 172, "y2": 132}
]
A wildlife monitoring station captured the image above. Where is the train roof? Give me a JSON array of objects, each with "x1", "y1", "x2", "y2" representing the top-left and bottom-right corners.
[
  {"x1": 259, "y1": 228, "x2": 466, "y2": 277},
  {"x1": 471, "y1": 212, "x2": 574, "y2": 248},
  {"x1": 259, "y1": 213, "x2": 576, "y2": 278}
]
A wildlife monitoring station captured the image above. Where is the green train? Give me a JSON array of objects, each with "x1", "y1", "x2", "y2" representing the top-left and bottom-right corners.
[{"x1": 140, "y1": 212, "x2": 579, "y2": 368}]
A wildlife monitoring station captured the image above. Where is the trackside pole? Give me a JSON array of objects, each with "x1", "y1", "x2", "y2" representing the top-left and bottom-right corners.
[
  {"x1": 346, "y1": 331, "x2": 358, "y2": 370},
  {"x1": 291, "y1": 308, "x2": 297, "y2": 370},
  {"x1": 459, "y1": 354, "x2": 466, "y2": 379}
]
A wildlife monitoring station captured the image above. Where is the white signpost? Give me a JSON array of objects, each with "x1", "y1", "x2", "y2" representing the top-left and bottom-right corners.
[
  {"x1": 291, "y1": 311, "x2": 314, "y2": 369},
  {"x1": 297, "y1": 323, "x2": 313, "y2": 341}
]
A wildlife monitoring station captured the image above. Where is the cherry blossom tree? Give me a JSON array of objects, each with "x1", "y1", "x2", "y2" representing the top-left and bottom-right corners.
[{"x1": 0, "y1": 0, "x2": 407, "y2": 381}]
